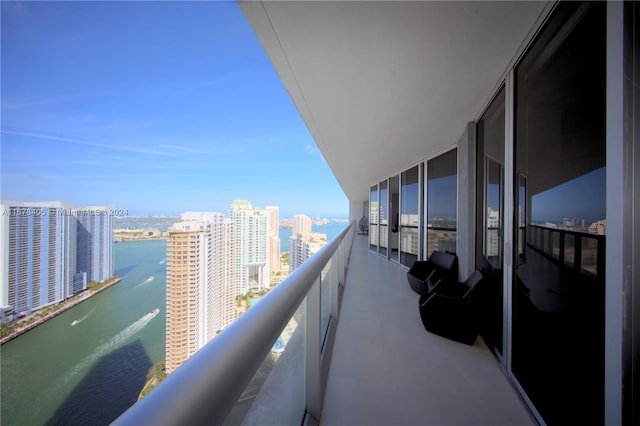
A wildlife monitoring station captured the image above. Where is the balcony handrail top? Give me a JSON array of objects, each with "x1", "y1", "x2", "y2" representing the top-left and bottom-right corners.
[
  {"x1": 527, "y1": 223, "x2": 605, "y2": 240},
  {"x1": 113, "y1": 221, "x2": 354, "y2": 426}
]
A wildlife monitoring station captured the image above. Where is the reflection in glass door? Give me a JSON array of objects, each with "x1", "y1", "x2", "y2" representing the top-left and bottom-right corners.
[
  {"x1": 513, "y1": 3, "x2": 606, "y2": 424},
  {"x1": 400, "y1": 166, "x2": 420, "y2": 267},
  {"x1": 426, "y1": 150, "x2": 457, "y2": 258},
  {"x1": 476, "y1": 88, "x2": 505, "y2": 356},
  {"x1": 379, "y1": 180, "x2": 388, "y2": 257}
]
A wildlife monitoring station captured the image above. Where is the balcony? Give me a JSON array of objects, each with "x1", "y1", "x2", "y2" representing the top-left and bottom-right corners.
[
  {"x1": 115, "y1": 225, "x2": 534, "y2": 425},
  {"x1": 321, "y1": 234, "x2": 533, "y2": 425}
]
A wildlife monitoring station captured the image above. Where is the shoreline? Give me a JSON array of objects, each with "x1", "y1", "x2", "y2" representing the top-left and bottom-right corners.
[
  {"x1": 113, "y1": 237, "x2": 168, "y2": 243},
  {"x1": 0, "y1": 276, "x2": 122, "y2": 345}
]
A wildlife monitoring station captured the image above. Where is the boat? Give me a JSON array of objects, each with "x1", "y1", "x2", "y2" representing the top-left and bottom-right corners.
[
  {"x1": 71, "y1": 320, "x2": 79, "y2": 326},
  {"x1": 150, "y1": 308, "x2": 160, "y2": 317}
]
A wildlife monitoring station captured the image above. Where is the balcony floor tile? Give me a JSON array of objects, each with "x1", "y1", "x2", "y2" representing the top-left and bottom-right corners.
[{"x1": 321, "y1": 235, "x2": 535, "y2": 426}]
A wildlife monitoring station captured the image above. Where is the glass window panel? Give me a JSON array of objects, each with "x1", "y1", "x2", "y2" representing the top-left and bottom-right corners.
[
  {"x1": 379, "y1": 180, "x2": 388, "y2": 256},
  {"x1": 426, "y1": 149, "x2": 457, "y2": 258},
  {"x1": 400, "y1": 166, "x2": 419, "y2": 267},
  {"x1": 369, "y1": 186, "x2": 378, "y2": 250}
]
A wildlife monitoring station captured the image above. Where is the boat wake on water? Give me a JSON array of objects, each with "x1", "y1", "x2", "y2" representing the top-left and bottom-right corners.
[
  {"x1": 56, "y1": 310, "x2": 160, "y2": 391},
  {"x1": 70, "y1": 307, "x2": 96, "y2": 327},
  {"x1": 133, "y1": 276, "x2": 155, "y2": 290}
]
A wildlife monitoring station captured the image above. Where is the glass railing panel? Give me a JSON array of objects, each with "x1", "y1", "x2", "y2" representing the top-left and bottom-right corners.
[
  {"x1": 320, "y1": 258, "x2": 334, "y2": 347},
  {"x1": 551, "y1": 230, "x2": 560, "y2": 259},
  {"x1": 564, "y1": 234, "x2": 576, "y2": 268},
  {"x1": 581, "y1": 237, "x2": 599, "y2": 276},
  {"x1": 543, "y1": 228, "x2": 550, "y2": 255},
  {"x1": 224, "y1": 300, "x2": 307, "y2": 426}
]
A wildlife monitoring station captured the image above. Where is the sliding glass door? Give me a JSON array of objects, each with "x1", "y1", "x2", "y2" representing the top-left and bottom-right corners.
[
  {"x1": 512, "y1": 3, "x2": 606, "y2": 424},
  {"x1": 476, "y1": 88, "x2": 505, "y2": 356}
]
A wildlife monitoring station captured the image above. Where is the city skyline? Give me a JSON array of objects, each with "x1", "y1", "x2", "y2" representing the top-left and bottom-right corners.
[{"x1": 0, "y1": 1, "x2": 348, "y2": 218}]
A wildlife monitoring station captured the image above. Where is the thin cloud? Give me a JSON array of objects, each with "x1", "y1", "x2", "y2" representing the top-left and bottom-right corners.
[
  {"x1": 1, "y1": 130, "x2": 176, "y2": 157},
  {"x1": 159, "y1": 144, "x2": 210, "y2": 154},
  {"x1": 304, "y1": 143, "x2": 327, "y2": 163},
  {"x1": 305, "y1": 144, "x2": 320, "y2": 155}
]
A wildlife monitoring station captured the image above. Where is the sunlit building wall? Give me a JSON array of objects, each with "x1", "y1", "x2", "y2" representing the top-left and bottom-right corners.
[
  {"x1": 230, "y1": 200, "x2": 269, "y2": 295},
  {"x1": 0, "y1": 201, "x2": 75, "y2": 318},
  {"x1": 166, "y1": 212, "x2": 234, "y2": 374},
  {"x1": 265, "y1": 206, "x2": 281, "y2": 274},
  {"x1": 289, "y1": 231, "x2": 327, "y2": 272},
  {"x1": 292, "y1": 214, "x2": 312, "y2": 237},
  {"x1": 75, "y1": 206, "x2": 113, "y2": 287}
]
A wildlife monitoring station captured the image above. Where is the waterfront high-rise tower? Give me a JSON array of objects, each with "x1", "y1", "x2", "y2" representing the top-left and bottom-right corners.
[
  {"x1": 229, "y1": 200, "x2": 269, "y2": 295},
  {"x1": 0, "y1": 201, "x2": 76, "y2": 320},
  {"x1": 165, "y1": 212, "x2": 234, "y2": 374},
  {"x1": 75, "y1": 206, "x2": 114, "y2": 290}
]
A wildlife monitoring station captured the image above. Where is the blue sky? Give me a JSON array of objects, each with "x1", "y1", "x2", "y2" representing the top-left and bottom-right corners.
[{"x1": 0, "y1": 1, "x2": 348, "y2": 218}]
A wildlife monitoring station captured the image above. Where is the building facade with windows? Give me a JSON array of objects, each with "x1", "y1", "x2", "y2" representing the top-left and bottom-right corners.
[
  {"x1": 0, "y1": 201, "x2": 115, "y2": 320},
  {"x1": 165, "y1": 212, "x2": 234, "y2": 374},
  {"x1": 75, "y1": 206, "x2": 113, "y2": 288},
  {"x1": 229, "y1": 200, "x2": 269, "y2": 295},
  {"x1": 0, "y1": 201, "x2": 75, "y2": 317}
]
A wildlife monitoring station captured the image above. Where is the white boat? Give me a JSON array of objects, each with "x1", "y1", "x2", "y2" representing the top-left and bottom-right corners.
[
  {"x1": 71, "y1": 320, "x2": 79, "y2": 326},
  {"x1": 150, "y1": 308, "x2": 160, "y2": 317}
]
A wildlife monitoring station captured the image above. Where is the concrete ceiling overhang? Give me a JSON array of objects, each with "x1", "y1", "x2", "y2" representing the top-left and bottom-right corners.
[{"x1": 240, "y1": 1, "x2": 550, "y2": 203}]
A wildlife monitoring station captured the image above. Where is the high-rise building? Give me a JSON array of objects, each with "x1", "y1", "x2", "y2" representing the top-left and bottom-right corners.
[
  {"x1": 265, "y1": 206, "x2": 281, "y2": 274},
  {"x1": 165, "y1": 212, "x2": 234, "y2": 374},
  {"x1": 75, "y1": 206, "x2": 114, "y2": 289},
  {"x1": 292, "y1": 214, "x2": 312, "y2": 237},
  {"x1": 289, "y1": 214, "x2": 327, "y2": 271},
  {"x1": 0, "y1": 201, "x2": 76, "y2": 319},
  {"x1": 229, "y1": 200, "x2": 269, "y2": 295},
  {"x1": 0, "y1": 201, "x2": 114, "y2": 320},
  {"x1": 589, "y1": 219, "x2": 606, "y2": 235}
]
